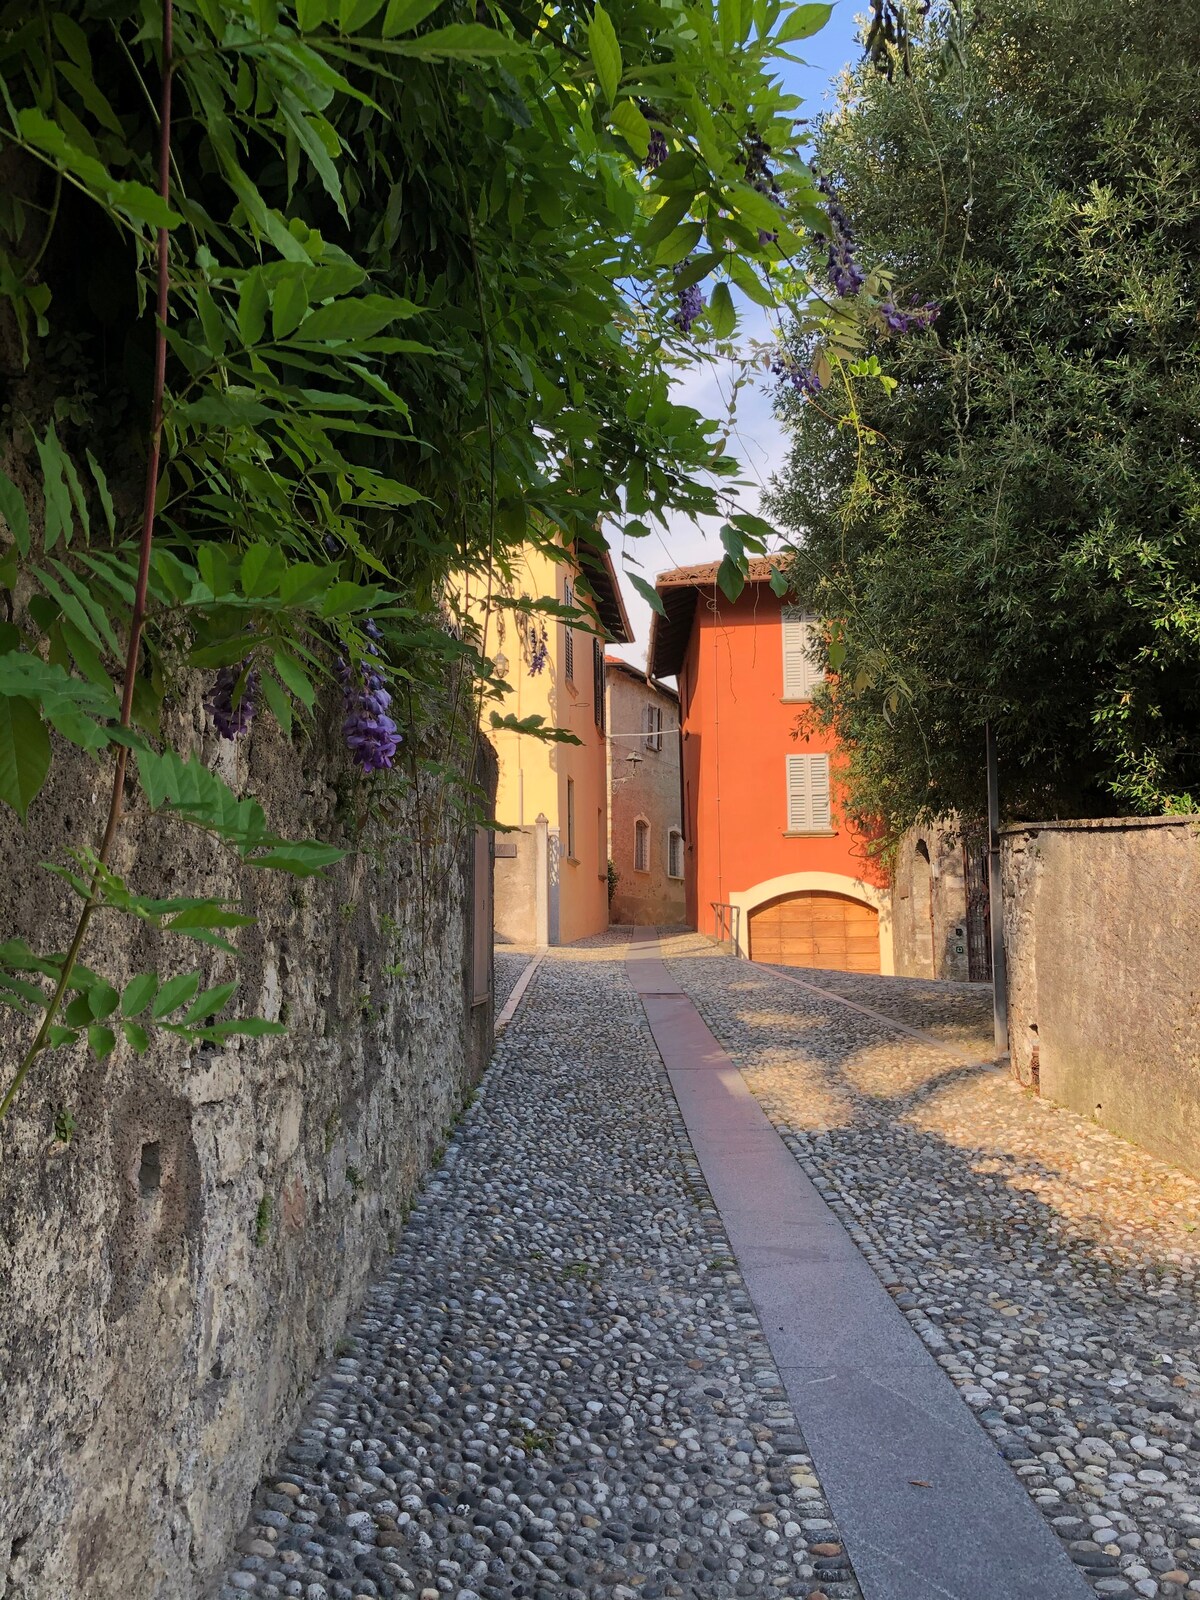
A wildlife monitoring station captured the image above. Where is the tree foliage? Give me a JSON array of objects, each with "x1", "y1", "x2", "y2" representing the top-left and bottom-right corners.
[
  {"x1": 0, "y1": 0, "x2": 845, "y2": 1112},
  {"x1": 768, "y1": 0, "x2": 1200, "y2": 845}
]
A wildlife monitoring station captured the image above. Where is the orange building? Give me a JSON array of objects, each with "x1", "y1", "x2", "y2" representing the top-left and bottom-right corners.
[{"x1": 648, "y1": 559, "x2": 893, "y2": 973}]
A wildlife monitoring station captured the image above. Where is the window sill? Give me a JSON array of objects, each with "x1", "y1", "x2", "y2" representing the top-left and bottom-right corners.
[
  {"x1": 780, "y1": 696, "x2": 815, "y2": 705},
  {"x1": 563, "y1": 854, "x2": 580, "y2": 865},
  {"x1": 667, "y1": 874, "x2": 684, "y2": 882},
  {"x1": 783, "y1": 829, "x2": 836, "y2": 838}
]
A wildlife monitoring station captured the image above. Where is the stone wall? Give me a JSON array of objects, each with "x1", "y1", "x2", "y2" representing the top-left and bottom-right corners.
[
  {"x1": 0, "y1": 696, "x2": 495, "y2": 1600},
  {"x1": 891, "y1": 822, "x2": 971, "y2": 981},
  {"x1": 1002, "y1": 815, "x2": 1200, "y2": 1176}
]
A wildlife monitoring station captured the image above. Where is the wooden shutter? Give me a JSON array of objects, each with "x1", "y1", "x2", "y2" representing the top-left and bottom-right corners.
[
  {"x1": 566, "y1": 777, "x2": 575, "y2": 857},
  {"x1": 782, "y1": 609, "x2": 822, "y2": 700},
  {"x1": 786, "y1": 754, "x2": 832, "y2": 832},
  {"x1": 635, "y1": 819, "x2": 649, "y2": 871},
  {"x1": 563, "y1": 581, "x2": 575, "y2": 681},
  {"x1": 593, "y1": 638, "x2": 605, "y2": 729}
]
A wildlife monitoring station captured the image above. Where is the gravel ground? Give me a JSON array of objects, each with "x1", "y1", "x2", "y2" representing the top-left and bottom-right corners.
[
  {"x1": 763, "y1": 963, "x2": 995, "y2": 1053},
  {"x1": 493, "y1": 949, "x2": 533, "y2": 1016},
  {"x1": 660, "y1": 934, "x2": 1200, "y2": 1600},
  {"x1": 213, "y1": 935, "x2": 861, "y2": 1600}
]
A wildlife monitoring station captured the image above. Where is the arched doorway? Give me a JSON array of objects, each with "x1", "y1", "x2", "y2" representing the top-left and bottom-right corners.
[{"x1": 748, "y1": 889, "x2": 880, "y2": 973}]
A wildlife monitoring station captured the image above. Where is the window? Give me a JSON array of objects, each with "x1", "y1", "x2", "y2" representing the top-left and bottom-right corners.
[
  {"x1": 782, "y1": 608, "x2": 822, "y2": 700},
  {"x1": 668, "y1": 829, "x2": 684, "y2": 879},
  {"x1": 634, "y1": 818, "x2": 650, "y2": 872},
  {"x1": 566, "y1": 777, "x2": 576, "y2": 859},
  {"x1": 593, "y1": 637, "x2": 605, "y2": 730},
  {"x1": 598, "y1": 807, "x2": 606, "y2": 875},
  {"x1": 563, "y1": 580, "x2": 575, "y2": 682},
  {"x1": 643, "y1": 702, "x2": 663, "y2": 751},
  {"x1": 786, "y1": 754, "x2": 832, "y2": 833}
]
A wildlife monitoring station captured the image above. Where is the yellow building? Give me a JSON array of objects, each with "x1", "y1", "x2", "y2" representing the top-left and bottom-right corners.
[{"x1": 486, "y1": 539, "x2": 631, "y2": 946}]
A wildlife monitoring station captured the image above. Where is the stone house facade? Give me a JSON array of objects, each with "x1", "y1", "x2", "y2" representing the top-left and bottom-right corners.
[{"x1": 606, "y1": 658, "x2": 685, "y2": 927}]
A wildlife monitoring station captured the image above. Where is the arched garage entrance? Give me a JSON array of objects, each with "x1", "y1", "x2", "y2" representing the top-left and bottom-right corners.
[{"x1": 748, "y1": 889, "x2": 880, "y2": 973}]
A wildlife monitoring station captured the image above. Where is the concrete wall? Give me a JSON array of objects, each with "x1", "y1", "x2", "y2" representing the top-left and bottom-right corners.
[
  {"x1": 494, "y1": 821, "x2": 544, "y2": 946},
  {"x1": 891, "y1": 822, "x2": 970, "y2": 981},
  {"x1": 1002, "y1": 815, "x2": 1200, "y2": 1176},
  {"x1": 607, "y1": 665, "x2": 685, "y2": 926},
  {"x1": 0, "y1": 696, "x2": 494, "y2": 1600}
]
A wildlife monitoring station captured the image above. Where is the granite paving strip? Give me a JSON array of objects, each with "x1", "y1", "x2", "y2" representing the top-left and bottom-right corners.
[
  {"x1": 658, "y1": 933, "x2": 1200, "y2": 1600},
  {"x1": 628, "y1": 931, "x2": 1093, "y2": 1600},
  {"x1": 212, "y1": 933, "x2": 862, "y2": 1600},
  {"x1": 493, "y1": 949, "x2": 535, "y2": 1016}
]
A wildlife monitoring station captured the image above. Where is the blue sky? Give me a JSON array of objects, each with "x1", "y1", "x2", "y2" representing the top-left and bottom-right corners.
[{"x1": 612, "y1": 3, "x2": 865, "y2": 667}]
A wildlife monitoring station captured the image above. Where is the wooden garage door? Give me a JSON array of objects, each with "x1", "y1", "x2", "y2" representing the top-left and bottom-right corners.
[{"x1": 748, "y1": 891, "x2": 880, "y2": 974}]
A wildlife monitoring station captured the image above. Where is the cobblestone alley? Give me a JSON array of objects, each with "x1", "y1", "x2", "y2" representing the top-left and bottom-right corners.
[{"x1": 215, "y1": 934, "x2": 1200, "y2": 1600}]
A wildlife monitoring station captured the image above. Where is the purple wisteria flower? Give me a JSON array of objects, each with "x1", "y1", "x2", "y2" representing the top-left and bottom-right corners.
[
  {"x1": 770, "y1": 353, "x2": 822, "y2": 399},
  {"x1": 206, "y1": 663, "x2": 258, "y2": 739},
  {"x1": 879, "y1": 298, "x2": 940, "y2": 333},
  {"x1": 528, "y1": 624, "x2": 549, "y2": 676},
  {"x1": 638, "y1": 100, "x2": 668, "y2": 169},
  {"x1": 814, "y1": 177, "x2": 866, "y2": 298},
  {"x1": 337, "y1": 620, "x2": 400, "y2": 773},
  {"x1": 674, "y1": 280, "x2": 704, "y2": 334}
]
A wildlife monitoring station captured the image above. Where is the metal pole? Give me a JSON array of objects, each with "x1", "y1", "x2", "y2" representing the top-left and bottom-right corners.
[{"x1": 986, "y1": 722, "x2": 1009, "y2": 1059}]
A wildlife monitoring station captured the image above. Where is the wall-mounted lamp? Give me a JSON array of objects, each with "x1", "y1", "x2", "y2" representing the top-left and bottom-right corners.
[{"x1": 493, "y1": 651, "x2": 509, "y2": 679}]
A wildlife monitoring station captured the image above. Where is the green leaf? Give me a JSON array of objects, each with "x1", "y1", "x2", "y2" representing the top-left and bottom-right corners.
[
  {"x1": 151, "y1": 972, "x2": 201, "y2": 1019},
  {"x1": 273, "y1": 650, "x2": 316, "y2": 708},
  {"x1": 588, "y1": 3, "x2": 622, "y2": 104},
  {"x1": 87, "y1": 1024, "x2": 117, "y2": 1060},
  {"x1": 382, "y1": 0, "x2": 445, "y2": 34},
  {"x1": 625, "y1": 571, "x2": 667, "y2": 618},
  {"x1": 0, "y1": 470, "x2": 30, "y2": 556},
  {"x1": 85, "y1": 451, "x2": 116, "y2": 534},
  {"x1": 16, "y1": 110, "x2": 182, "y2": 229},
  {"x1": 769, "y1": 566, "x2": 789, "y2": 598},
  {"x1": 247, "y1": 841, "x2": 347, "y2": 875},
  {"x1": 122, "y1": 1020, "x2": 151, "y2": 1053},
  {"x1": 716, "y1": 554, "x2": 746, "y2": 602},
  {"x1": 296, "y1": 294, "x2": 419, "y2": 344},
  {"x1": 47, "y1": 1025, "x2": 79, "y2": 1049},
  {"x1": 774, "y1": 2, "x2": 832, "y2": 43},
  {"x1": 88, "y1": 981, "x2": 120, "y2": 1020},
  {"x1": 718, "y1": 0, "x2": 742, "y2": 53},
  {"x1": 183, "y1": 981, "x2": 239, "y2": 1024},
  {"x1": 35, "y1": 426, "x2": 75, "y2": 550},
  {"x1": 240, "y1": 541, "x2": 285, "y2": 596},
  {"x1": 121, "y1": 973, "x2": 159, "y2": 1017},
  {"x1": 609, "y1": 100, "x2": 650, "y2": 160},
  {"x1": 238, "y1": 270, "x2": 271, "y2": 347},
  {"x1": 0, "y1": 697, "x2": 50, "y2": 819},
  {"x1": 643, "y1": 191, "x2": 693, "y2": 251},
  {"x1": 201, "y1": 1016, "x2": 287, "y2": 1039},
  {"x1": 709, "y1": 282, "x2": 736, "y2": 339},
  {"x1": 259, "y1": 672, "x2": 293, "y2": 737},
  {"x1": 164, "y1": 903, "x2": 255, "y2": 931},
  {"x1": 655, "y1": 222, "x2": 703, "y2": 268},
  {"x1": 373, "y1": 23, "x2": 521, "y2": 56}
]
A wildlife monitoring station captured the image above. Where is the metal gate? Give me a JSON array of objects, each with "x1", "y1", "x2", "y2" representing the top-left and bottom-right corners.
[{"x1": 962, "y1": 842, "x2": 992, "y2": 982}]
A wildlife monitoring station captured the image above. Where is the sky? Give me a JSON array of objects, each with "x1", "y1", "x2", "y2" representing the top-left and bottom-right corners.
[{"x1": 610, "y1": 3, "x2": 865, "y2": 670}]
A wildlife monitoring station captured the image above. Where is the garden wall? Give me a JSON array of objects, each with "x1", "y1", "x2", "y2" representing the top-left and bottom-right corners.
[
  {"x1": 0, "y1": 695, "x2": 495, "y2": 1600},
  {"x1": 1002, "y1": 815, "x2": 1200, "y2": 1176}
]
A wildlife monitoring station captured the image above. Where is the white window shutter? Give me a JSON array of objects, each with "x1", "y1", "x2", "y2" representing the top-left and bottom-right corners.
[
  {"x1": 808, "y1": 754, "x2": 831, "y2": 830},
  {"x1": 782, "y1": 609, "x2": 822, "y2": 699},
  {"x1": 787, "y1": 754, "x2": 831, "y2": 831}
]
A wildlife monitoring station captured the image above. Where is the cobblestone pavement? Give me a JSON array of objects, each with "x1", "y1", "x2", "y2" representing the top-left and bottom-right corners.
[
  {"x1": 214, "y1": 935, "x2": 861, "y2": 1600},
  {"x1": 493, "y1": 949, "x2": 532, "y2": 1015},
  {"x1": 660, "y1": 934, "x2": 1200, "y2": 1600}
]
